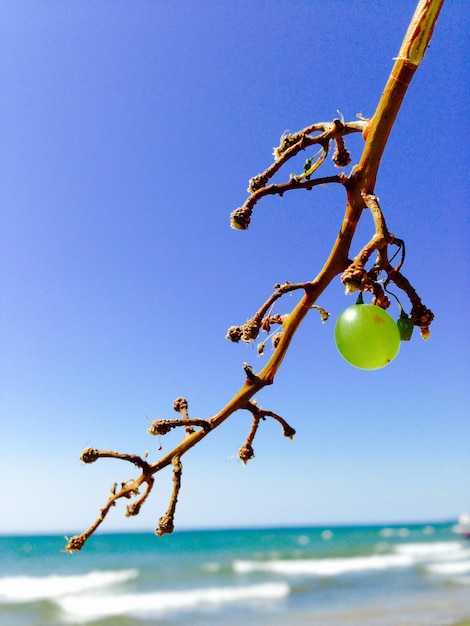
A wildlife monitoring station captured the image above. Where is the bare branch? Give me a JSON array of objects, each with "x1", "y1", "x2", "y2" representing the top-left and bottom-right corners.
[
  {"x1": 156, "y1": 456, "x2": 182, "y2": 536},
  {"x1": 238, "y1": 401, "x2": 296, "y2": 465},
  {"x1": 80, "y1": 447, "x2": 150, "y2": 470},
  {"x1": 67, "y1": 0, "x2": 441, "y2": 551}
]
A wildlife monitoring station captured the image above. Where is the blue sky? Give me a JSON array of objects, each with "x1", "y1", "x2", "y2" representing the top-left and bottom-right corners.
[{"x1": 1, "y1": 1, "x2": 468, "y2": 535}]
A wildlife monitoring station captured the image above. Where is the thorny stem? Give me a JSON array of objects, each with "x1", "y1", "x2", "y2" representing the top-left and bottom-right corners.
[{"x1": 66, "y1": 0, "x2": 442, "y2": 552}]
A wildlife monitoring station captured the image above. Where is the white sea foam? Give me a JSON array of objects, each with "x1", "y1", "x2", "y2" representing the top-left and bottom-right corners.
[
  {"x1": 394, "y1": 541, "x2": 466, "y2": 561},
  {"x1": 426, "y1": 560, "x2": 470, "y2": 575},
  {"x1": 232, "y1": 541, "x2": 470, "y2": 579},
  {"x1": 58, "y1": 582, "x2": 290, "y2": 622},
  {"x1": 393, "y1": 541, "x2": 470, "y2": 582},
  {"x1": 0, "y1": 569, "x2": 138, "y2": 603},
  {"x1": 233, "y1": 553, "x2": 413, "y2": 577}
]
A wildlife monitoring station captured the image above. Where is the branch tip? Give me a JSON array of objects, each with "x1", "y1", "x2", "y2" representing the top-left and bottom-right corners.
[{"x1": 80, "y1": 447, "x2": 99, "y2": 464}]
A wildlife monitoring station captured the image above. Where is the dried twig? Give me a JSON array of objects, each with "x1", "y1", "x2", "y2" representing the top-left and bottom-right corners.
[
  {"x1": 156, "y1": 456, "x2": 182, "y2": 536},
  {"x1": 66, "y1": 0, "x2": 442, "y2": 552},
  {"x1": 238, "y1": 401, "x2": 296, "y2": 464}
]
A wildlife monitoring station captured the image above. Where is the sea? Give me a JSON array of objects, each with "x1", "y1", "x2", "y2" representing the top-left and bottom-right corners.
[{"x1": 1, "y1": 522, "x2": 470, "y2": 626}]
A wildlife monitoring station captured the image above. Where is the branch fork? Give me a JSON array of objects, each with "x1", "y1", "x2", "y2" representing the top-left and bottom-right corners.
[{"x1": 238, "y1": 401, "x2": 296, "y2": 465}]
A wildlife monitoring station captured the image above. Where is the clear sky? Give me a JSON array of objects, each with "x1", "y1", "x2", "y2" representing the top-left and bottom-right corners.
[{"x1": 1, "y1": 1, "x2": 468, "y2": 536}]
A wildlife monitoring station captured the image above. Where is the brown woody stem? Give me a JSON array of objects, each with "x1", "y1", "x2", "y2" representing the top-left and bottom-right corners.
[{"x1": 67, "y1": 0, "x2": 442, "y2": 551}]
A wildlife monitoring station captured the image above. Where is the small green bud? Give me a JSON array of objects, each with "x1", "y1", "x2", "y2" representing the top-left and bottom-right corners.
[{"x1": 397, "y1": 314, "x2": 414, "y2": 341}]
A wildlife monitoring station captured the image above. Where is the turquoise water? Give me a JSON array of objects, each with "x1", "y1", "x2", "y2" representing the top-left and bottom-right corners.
[{"x1": 1, "y1": 522, "x2": 469, "y2": 625}]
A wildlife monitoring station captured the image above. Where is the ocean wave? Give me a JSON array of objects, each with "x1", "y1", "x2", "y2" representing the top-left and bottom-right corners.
[
  {"x1": 57, "y1": 582, "x2": 290, "y2": 622},
  {"x1": 0, "y1": 569, "x2": 138, "y2": 603},
  {"x1": 233, "y1": 541, "x2": 470, "y2": 578},
  {"x1": 392, "y1": 541, "x2": 470, "y2": 583},
  {"x1": 233, "y1": 553, "x2": 413, "y2": 577},
  {"x1": 425, "y1": 560, "x2": 470, "y2": 576},
  {"x1": 394, "y1": 541, "x2": 468, "y2": 561}
]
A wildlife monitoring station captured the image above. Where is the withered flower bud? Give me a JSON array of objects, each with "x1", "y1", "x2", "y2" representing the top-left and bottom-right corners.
[
  {"x1": 241, "y1": 318, "x2": 261, "y2": 343},
  {"x1": 410, "y1": 305, "x2": 434, "y2": 329},
  {"x1": 148, "y1": 420, "x2": 173, "y2": 436},
  {"x1": 173, "y1": 397, "x2": 188, "y2": 413},
  {"x1": 230, "y1": 207, "x2": 251, "y2": 230},
  {"x1": 226, "y1": 325, "x2": 243, "y2": 342},
  {"x1": 272, "y1": 332, "x2": 282, "y2": 349},
  {"x1": 372, "y1": 293, "x2": 391, "y2": 309},
  {"x1": 65, "y1": 535, "x2": 87, "y2": 552},
  {"x1": 80, "y1": 447, "x2": 100, "y2": 464},
  {"x1": 273, "y1": 133, "x2": 299, "y2": 160},
  {"x1": 238, "y1": 443, "x2": 255, "y2": 465},
  {"x1": 333, "y1": 138, "x2": 352, "y2": 168},
  {"x1": 248, "y1": 173, "x2": 269, "y2": 193},
  {"x1": 420, "y1": 327, "x2": 431, "y2": 340},
  {"x1": 282, "y1": 424, "x2": 296, "y2": 440},
  {"x1": 126, "y1": 501, "x2": 141, "y2": 517},
  {"x1": 341, "y1": 265, "x2": 376, "y2": 294},
  {"x1": 156, "y1": 515, "x2": 174, "y2": 536}
]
